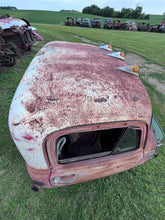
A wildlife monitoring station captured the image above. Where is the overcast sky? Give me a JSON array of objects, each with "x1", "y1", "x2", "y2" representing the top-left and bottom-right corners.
[{"x1": 1, "y1": 0, "x2": 164, "y2": 15}]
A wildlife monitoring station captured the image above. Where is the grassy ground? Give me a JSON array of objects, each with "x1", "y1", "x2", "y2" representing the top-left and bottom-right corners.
[
  {"x1": 150, "y1": 15, "x2": 165, "y2": 25},
  {"x1": 0, "y1": 9, "x2": 164, "y2": 26},
  {"x1": 0, "y1": 24, "x2": 165, "y2": 219}
]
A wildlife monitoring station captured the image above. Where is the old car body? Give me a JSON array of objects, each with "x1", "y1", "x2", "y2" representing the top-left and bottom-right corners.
[
  {"x1": 8, "y1": 41, "x2": 164, "y2": 190},
  {"x1": 0, "y1": 16, "x2": 33, "y2": 50},
  {"x1": 104, "y1": 18, "x2": 113, "y2": 29},
  {"x1": 65, "y1": 17, "x2": 74, "y2": 26},
  {"x1": 126, "y1": 21, "x2": 137, "y2": 31},
  {"x1": 159, "y1": 24, "x2": 165, "y2": 33},
  {"x1": 75, "y1": 17, "x2": 82, "y2": 26},
  {"x1": 82, "y1": 18, "x2": 90, "y2": 27},
  {"x1": 0, "y1": 15, "x2": 42, "y2": 66},
  {"x1": 113, "y1": 20, "x2": 126, "y2": 30},
  {"x1": 137, "y1": 22, "x2": 150, "y2": 31},
  {"x1": 91, "y1": 18, "x2": 101, "y2": 28},
  {"x1": 149, "y1": 18, "x2": 165, "y2": 33},
  {"x1": 0, "y1": 15, "x2": 43, "y2": 51}
]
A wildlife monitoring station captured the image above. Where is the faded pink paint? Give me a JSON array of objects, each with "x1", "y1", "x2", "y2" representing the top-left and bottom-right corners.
[
  {"x1": 12, "y1": 135, "x2": 21, "y2": 142},
  {"x1": 8, "y1": 41, "x2": 156, "y2": 183},
  {"x1": 27, "y1": 148, "x2": 35, "y2": 151},
  {"x1": 22, "y1": 135, "x2": 34, "y2": 141}
]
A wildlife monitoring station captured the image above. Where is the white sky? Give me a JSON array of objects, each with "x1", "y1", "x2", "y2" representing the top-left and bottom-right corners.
[{"x1": 1, "y1": 0, "x2": 164, "y2": 15}]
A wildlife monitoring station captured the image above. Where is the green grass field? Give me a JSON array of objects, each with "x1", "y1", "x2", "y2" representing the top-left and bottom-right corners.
[
  {"x1": 0, "y1": 10, "x2": 165, "y2": 220},
  {"x1": 0, "y1": 9, "x2": 164, "y2": 26}
]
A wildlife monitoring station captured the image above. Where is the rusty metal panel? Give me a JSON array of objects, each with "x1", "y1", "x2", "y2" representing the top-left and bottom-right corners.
[
  {"x1": 0, "y1": 18, "x2": 27, "y2": 30},
  {"x1": 8, "y1": 41, "x2": 152, "y2": 170}
]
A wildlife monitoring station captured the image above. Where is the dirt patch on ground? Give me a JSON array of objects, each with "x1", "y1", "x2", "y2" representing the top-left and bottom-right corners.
[
  {"x1": 73, "y1": 35, "x2": 104, "y2": 45},
  {"x1": 125, "y1": 53, "x2": 146, "y2": 66},
  {"x1": 125, "y1": 53, "x2": 165, "y2": 74},
  {"x1": 125, "y1": 53, "x2": 165, "y2": 95},
  {"x1": 147, "y1": 77, "x2": 165, "y2": 94}
]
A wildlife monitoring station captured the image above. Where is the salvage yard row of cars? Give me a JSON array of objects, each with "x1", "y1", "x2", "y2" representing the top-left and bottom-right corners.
[{"x1": 65, "y1": 17, "x2": 165, "y2": 33}]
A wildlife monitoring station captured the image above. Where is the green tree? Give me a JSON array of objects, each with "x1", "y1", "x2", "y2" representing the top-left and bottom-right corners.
[
  {"x1": 101, "y1": 6, "x2": 114, "y2": 17},
  {"x1": 134, "y1": 6, "x2": 143, "y2": 19}
]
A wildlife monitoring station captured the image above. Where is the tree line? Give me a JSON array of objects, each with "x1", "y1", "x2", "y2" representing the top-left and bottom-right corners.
[
  {"x1": 0, "y1": 6, "x2": 17, "y2": 10},
  {"x1": 82, "y1": 5, "x2": 149, "y2": 20}
]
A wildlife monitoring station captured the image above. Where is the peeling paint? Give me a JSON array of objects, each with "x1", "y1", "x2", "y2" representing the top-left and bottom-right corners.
[
  {"x1": 94, "y1": 97, "x2": 107, "y2": 103},
  {"x1": 8, "y1": 41, "x2": 152, "y2": 170},
  {"x1": 22, "y1": 135, "x2": 35, "y2": 141}
]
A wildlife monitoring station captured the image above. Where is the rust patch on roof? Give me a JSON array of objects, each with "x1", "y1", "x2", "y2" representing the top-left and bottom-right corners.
[
  {"x1": 94, "y1": 97, "x2": 108, "y2": 103},
  {"x1": 11, "y1": 41, "x2": 152, "y2": 137}
]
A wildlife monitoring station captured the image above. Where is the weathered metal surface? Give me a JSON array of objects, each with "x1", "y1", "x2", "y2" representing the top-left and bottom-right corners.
[
  {"x1": 137, "y1": 22, "x2": 150, "y2": 31},
  {"x1": 82, "y1": 18, "x2": 90, "y2": 27},
  {"x1": 65, "y1": 17, "x2": 74, "y2": 26},
  {"x1": 75, "y1": 17, "x2": 82, "y2": 26},
  {"x1": 0, "y1": 18, "x2": 27, "y2": 30},
  {"x1": 41, "y1": 120, "x2": 156, "y2": 188},
  {"x1": 126, "y1": 21, "x2": 137, "y2": 31},
  {"x1": 91, "y1": 18, "x2": 101, "y2": 28},
  {"x1": 0, "y1": 15, "x2": 43, "y2": 66},
  {"x1": 104, "y1": 18, "x2": 113, "y2": 29},
  {"x1": 9, "y1": 41, "x2": 152, "y2": 171}
]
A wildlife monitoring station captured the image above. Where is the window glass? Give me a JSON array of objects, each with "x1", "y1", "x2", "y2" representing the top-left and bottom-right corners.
[{"x1": 112, "y1": 128, "x2": 141, "y2": 154}]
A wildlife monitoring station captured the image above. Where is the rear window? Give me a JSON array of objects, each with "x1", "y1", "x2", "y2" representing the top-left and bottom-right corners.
[{"x1": 56, "y1": 127, "x2": 141, "y2": 164}]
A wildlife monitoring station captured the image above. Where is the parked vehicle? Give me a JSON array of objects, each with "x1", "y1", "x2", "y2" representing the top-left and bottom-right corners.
[
  {"x1": 137, "y1": 22, "x2": 150, "y2": 31},
  {"x1": 113, "y1": 20, "x2": 126, "y2": 30},
  {"x1": 104, "y1": 18, "x2": 113, "y2": 29},
  {"x1": 91, "y1": 18, "x2": 101, "y2": 28},
  {"x1": 65, "y1": 17, "x2": 74, "y2": 26},
  {"x1": 149, "y1": 24, "x2": 160, "y2": 32},
  {"x1": 82, "y1": 18, "x2": 90, "y2": 27},
  {"x1": 159, "y1": 24, "x2": 165, "y2": 33},
  {"x1": 75, "y1": 17, "x2": 82, "y2": 26},
  {"x1": 9, "y1": 41, "x2": 164, "y2": 191},
  {"x1": 126, "y1": 21, "x2": 137, "y2": 31},
  {"x1": 149, "y1": 18, "x2": 165, "y2": 33}
]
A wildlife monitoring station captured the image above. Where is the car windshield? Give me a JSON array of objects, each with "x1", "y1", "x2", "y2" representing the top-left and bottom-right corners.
[{"x1": 56, "y1": 127, "x2": 141, "y2": 164}]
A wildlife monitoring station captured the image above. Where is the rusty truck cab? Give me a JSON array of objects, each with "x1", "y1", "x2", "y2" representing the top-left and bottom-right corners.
[{"x1": 9, "y1": 41, "x2": 164, "y2": 190}]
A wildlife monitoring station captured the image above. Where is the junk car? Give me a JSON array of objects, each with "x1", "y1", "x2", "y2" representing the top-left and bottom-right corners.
[
  {"x1": 137, "y1": 22, "x2": 150, "y2": 31},
  {"x1": 82, "y1": 18, "x2": 90, "y2": 27},
  {"x1": 91, "y1": 18, "x2": 101, "y2": 28},
  {"x1": 65, "y1": 17, "x2": 74, "y2": 26},
  {"x1": 0, "y1": 14, "x2": 43, "y2": 66},
  {"x1": 75, "y1": 17, "x2": 82, "y2": 26},
  {"x1": 126, "y1": 21, "x2": 137, "y2": 31},
  {"x1": 113, "y1": 20, "x2": 126, "y2": 30},
  {"x1": 9, "y1": 41, "x2": 164, "y2": 191},
  {"x1": 104, "y1": 18, "x2": 113, "y2": 29}
]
